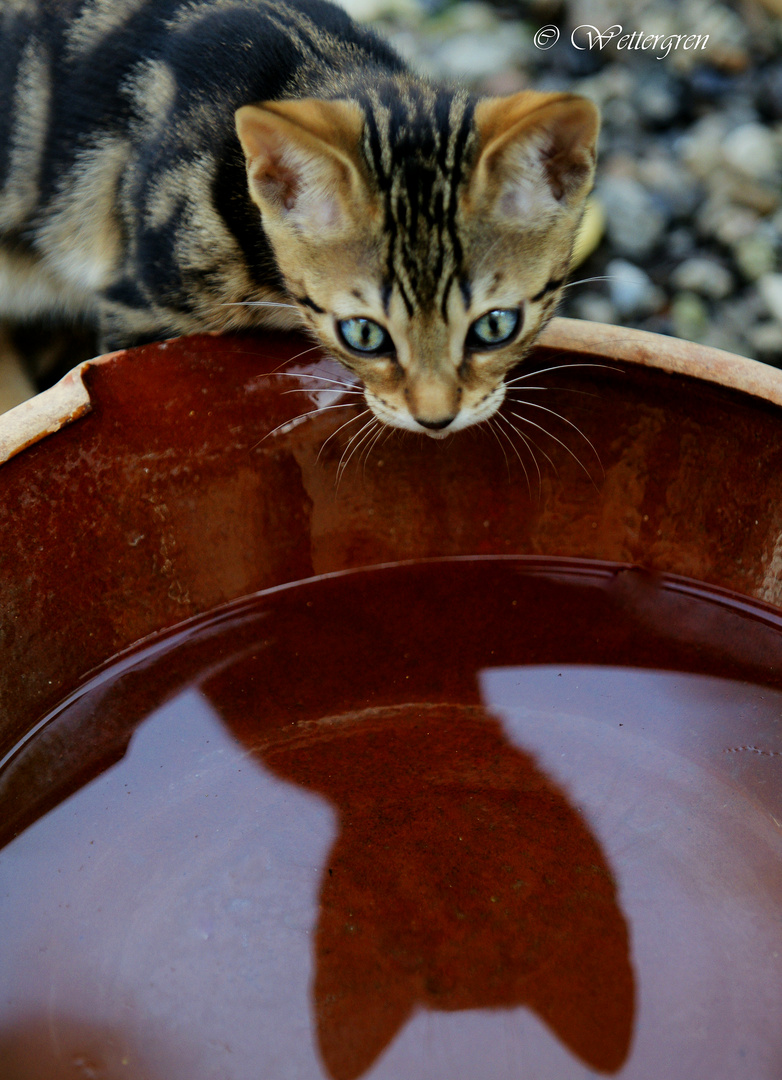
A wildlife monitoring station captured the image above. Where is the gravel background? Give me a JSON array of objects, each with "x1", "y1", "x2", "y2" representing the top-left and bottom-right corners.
[{"x1": 340, "y1": 0, "x2": 782, "y2": 366}]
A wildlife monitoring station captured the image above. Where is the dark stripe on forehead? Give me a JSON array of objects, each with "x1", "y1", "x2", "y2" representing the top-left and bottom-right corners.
[
  {"x1": 438, "y1": 273, "x2": 472, "y2": 323},
  {"x1": 432, "y1": 199, "x2": 446, "y2": 280},
  {"x1": 295, "y1": 293, "x2": 326, "y2": 314},
  {"x1": 397, "y1": 276, "x2": 414, "y2": 317},
  {"x1": 459, "y1": 278, "x2": 472, "y2": 311},
  {"x1": 439, "y1": 270, "x2": 455, "y2": 322},
  {"x1": 361, "y1": 102, "x2": 401, "y2": 312},
  {"x1": 443, "y1": 96, "x2": 475, "y2": 277},
  {"x1": 362, "y1": 101, "x2": 385, "y2": 179},
  {"x1": 358, "y1": 85, "x2": 478, "y2": 313},
  {"x1": 531, "y1": 277, "x2": 565, "y2": 303}
]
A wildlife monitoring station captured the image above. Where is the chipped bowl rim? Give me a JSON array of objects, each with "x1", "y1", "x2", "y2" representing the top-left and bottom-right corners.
[{"x1": 2, "y1": 318, "x2": 781, "y2": 467}]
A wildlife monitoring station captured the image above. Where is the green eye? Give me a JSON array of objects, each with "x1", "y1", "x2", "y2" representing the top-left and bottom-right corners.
[
  {"x1": 467, "y1": 308, "x2": 522, "y2": 350},
  {"x1": 337, "y1": 317, "x2": 393, "y2": 356}
]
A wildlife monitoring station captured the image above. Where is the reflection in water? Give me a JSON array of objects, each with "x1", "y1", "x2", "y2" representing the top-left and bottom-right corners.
[
  {"x1": 1, "y1": 675, "x2": 634, "y2": 1080},
  {"x1": 6, "y1": 560, "x2": 703, "y2": 1079},
  {"x1": 0, "y1": 1017, "x2": 165, "y2": 1080},
  {"x1": 204, "y1": 665, "x2": 634, "y2": 1078}
]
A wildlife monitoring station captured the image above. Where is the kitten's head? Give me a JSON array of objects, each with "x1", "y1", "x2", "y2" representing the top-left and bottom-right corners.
[{"x1": 236, "y1": 86, "x2": 599, "y2": 437}]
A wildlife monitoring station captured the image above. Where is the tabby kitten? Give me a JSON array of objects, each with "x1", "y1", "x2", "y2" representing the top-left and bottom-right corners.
[{"x1": 0, "y1": 0, "x2": 599, "y2": 435}]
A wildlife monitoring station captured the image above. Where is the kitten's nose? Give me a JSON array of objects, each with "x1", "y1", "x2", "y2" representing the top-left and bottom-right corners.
[{"x1": 416, "y1": 415, "x2": 456, "y2": 431}]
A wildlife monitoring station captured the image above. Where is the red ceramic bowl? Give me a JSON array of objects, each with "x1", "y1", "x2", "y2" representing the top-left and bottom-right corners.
[{"x1": 1, "y1": 318, "x2": 781, "y2": 1080}]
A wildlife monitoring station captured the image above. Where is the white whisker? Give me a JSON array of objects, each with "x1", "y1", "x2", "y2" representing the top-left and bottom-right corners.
[
  {"x1": 509, "y1": 409, "x2": 598, "y2": 487},
  {"x1": 336, "y1": 416, "x2": 379, "y2": 486},
  {"x1": 500, "y1": 411, "x2": 559, "y2": 479},
  {"x1": 282, "y1": 386, "x2": 365, "y2": 397},
  {"x1": 316, "y1": 408, "x2": 370, "y2": 463},
  {"x1": 256, "y1": 401, "x2": 361, "y2": 447},
  {"x1": 282, "y1": 343, "x2": 327, "y2": 364},
  {"x1": 494, "y1": 415, "x2": 532, "y2": 493},
  {"x1": 259, "y1": 411, "x2": 320, "y2": 444},
  {"x1": 505, "y1": 385, "x2": 595, "y2": 398},
  {"x1": 221, "y1": 300, "x2": 299, "y2": 310},
  {"x1": 360, "y1": 422, "x2": 386, "y2": 478},
  {"x1": 496, "y1": 411, "x2": 541, "y2": 495},
  {"x1": 380, "y1": 424, "x2": 397, "y2": 447},
  {"x1": 511, "y1": 398, "x2": 602, "y2": 471},
  {"x1": 260, "y1": 370, "x2": 361, "y2": 390},
  {"x1": 256, "y1": 346, "x2": 324, "y2": 377},
  {"x1": 486, "y1": 418, "x2": 511, "y2": 481},
  {"x1": 504, "y1": 361, "x2": 619, "y2": 387},
  {"x1": 560, "y1": 275, "x2": 620, "y2": 291}
]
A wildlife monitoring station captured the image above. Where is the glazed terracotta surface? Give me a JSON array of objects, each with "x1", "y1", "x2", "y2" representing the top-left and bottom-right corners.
[
  {"x1": 3, "y1": 326, "x2": 782, "y2": 743},
  {"x1": 5, "y1": 559, "x2": 782, "y2": 1080},
  {"x1": 2, "y1": 326, "x2": 782, "y2": 1080}
]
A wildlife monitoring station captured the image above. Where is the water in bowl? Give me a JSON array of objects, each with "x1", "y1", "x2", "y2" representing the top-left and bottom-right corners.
[{"x1": 1, "y1": 557, "x2": 781, "y2": 1080}]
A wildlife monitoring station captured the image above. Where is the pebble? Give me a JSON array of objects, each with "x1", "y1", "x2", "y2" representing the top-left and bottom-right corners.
[
  {"x1": 688, "y1": 65, "x2": 738, "y2": 102},
  {"x1": 748, "y1": 322, "x2": 782, "y2": 361},
  {"x1": 759, "y1": 274, "x2": 782, "y2": 325},
  {"x1": 600, "y1": 98, "x2": 641, "y2": 133},
  {"x1": 666, "y1": 227, "x2": 697, "y2": 260},
  {"x1": 696, "y1": 197, "x2": 761, "y2": 247},
  {"x1": 670, "y1": 258, "x2": 735, "y2": 300},
  {"x1": 757, "y1": 63, "x2": 782, "y2": 121},
  {"x1": 678, "y1": 115, "x2": 730, "y2": 179},
  {"x1": 547, "y1": 37, "x2": 606, "y2": 79},
  {"x1": 721, "y1": 293, "x2": 771, "y2": 336},
  {"x1": 733, "y1": 235, "x2": 778, "y2": 281},
  {"x1": 700, "y1": 327, "x2": 748, "y2": 355},
  {"x1": 670, "y1": 292, "x2": 710, "y2": 342},
  {"x1": 425, "y1": 28, "x2": 530, "y2": 82},
  {"x1": 571, "y1": 292, "x2": 619, "y2": 325},
  {"x1": 597, "y1": 175, "x2": 667, "y2": 258},
  {"x1": 722, "y1": 123, "x2": 781, "y2": 180},
  {"x1": 606, "y1": 259, "x2": 666, "y2": 318},
  {"x1": 338, "y1": 0, "x2": 420, "y2": 19},
  {"x1": 636, "y1": 155, "x2": 702, "y2": 221},
  {"x1": 632, "y1": 69, "x2": 684, "y2": 127},
  {"x1": 574, "y1": 64, "x2": 635, "y2": 109},
  {"x1": 428, "y1": 1, "x2": 497, "y2": 33},
  {"x1": 693, "y1": 2, "x2": 751, "y2": 60}
]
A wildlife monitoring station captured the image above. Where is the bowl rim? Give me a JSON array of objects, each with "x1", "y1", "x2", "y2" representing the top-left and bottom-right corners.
[{"x1": 2, "y1": 318, "x2": 781, "y2": 466}]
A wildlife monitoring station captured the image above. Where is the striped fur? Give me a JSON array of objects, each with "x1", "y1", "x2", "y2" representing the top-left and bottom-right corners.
[{"x1": 0, "y1": 0, "x2": 599, "y2": 433}]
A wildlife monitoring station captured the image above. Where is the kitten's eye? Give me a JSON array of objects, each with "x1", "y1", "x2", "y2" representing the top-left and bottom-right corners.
[
  {"x1": 337, "y1": 317, "x2": 393, "y2": 356},
  {"x1": 466, "y1": 308, "x2": 522, "y2": 350}
]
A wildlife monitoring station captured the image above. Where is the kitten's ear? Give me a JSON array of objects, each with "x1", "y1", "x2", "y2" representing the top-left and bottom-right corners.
[
  {"x1": 235, "y1": 99, "x2": 366, "y2": 232},
  {"x1": 469, "y1": 92, "x2": 599, "y2": 221},
  {"x1": 315, "y1": 921, "x2": 416, "y2": 1080}
]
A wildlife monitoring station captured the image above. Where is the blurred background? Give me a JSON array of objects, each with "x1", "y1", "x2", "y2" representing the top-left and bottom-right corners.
[{"x1": 339, "y1": 0, "x2": 782, "y2": 366}]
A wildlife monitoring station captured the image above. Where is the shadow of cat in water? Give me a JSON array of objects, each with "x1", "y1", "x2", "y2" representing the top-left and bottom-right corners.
[
  {"x1": 204, "y1": 634, "x2": 635, "y2": 1080},
  {"x1": 0, "y1": 562, "x2": 636, "y2": 1079}
]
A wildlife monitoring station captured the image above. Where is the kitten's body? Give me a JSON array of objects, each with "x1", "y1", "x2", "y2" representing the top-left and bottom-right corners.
[{"x1": 0, "y1": 0, "x2": 598, "y2": 433}]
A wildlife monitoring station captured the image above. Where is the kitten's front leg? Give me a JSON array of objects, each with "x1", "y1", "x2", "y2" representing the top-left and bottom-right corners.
[
  {"x1": 95, "y1": 296, "x2": 176, "y2": 355},
  {"x1": 0, "y1": 325, "x2": 36, "y2": 413}
]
